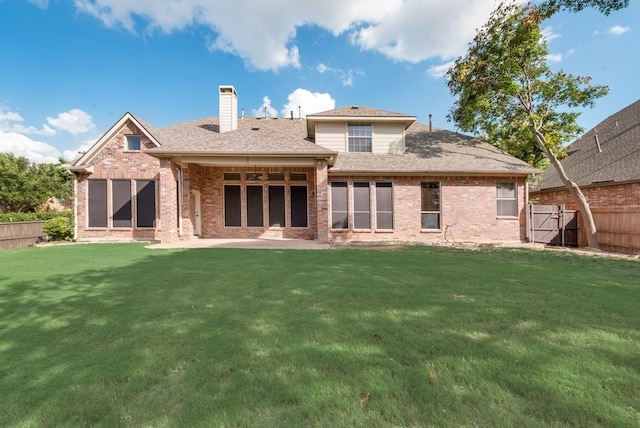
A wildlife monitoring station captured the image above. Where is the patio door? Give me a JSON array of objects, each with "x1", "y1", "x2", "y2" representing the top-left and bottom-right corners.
[
  {"x1": 269, "y1": 186, "x2": 285, "y2": 227},
  {"x1": 191, "y1": 190, "x2": 202, "y2": 236}
]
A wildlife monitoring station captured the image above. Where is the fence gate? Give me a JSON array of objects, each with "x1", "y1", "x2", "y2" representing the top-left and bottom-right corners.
[{"x1": 527, "y1": 204, "x2": 578, "y2": 246}]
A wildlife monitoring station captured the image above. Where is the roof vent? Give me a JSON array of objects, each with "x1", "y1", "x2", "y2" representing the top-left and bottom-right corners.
[
  {"x1": 351, "y1": 105, "x2": 359, "y2": 109},
  {"x1": 251, "y1": 127, "x2": 260, "y2": 131}
]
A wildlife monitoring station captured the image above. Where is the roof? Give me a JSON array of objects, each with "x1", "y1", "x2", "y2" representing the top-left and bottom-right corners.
[
  {"x1": 306, "y1": 106, "x2": 416, "y2": 139},
  {"x1": 71, "y1": 106, "x2": 538, "y2": 176},
  {"x1": 330, "y1": 123, "x2": 539, "y2": 176},
  {"x1": 533, "y1": 99, "x2": 640, "y2": 191},
  {"x1": 146, "y1": 117, "x2": 334, "y2": 156}
]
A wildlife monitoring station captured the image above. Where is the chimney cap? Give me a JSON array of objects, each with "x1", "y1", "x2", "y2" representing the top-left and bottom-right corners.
[{"x1": 219, "y1": 85, "x2": 237, "y2": 95}]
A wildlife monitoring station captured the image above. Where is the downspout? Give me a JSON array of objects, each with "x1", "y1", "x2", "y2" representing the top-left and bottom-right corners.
[
  {"x1": 73, "y1": 176, "x2": 78, "y2": 240},
  {"x1": 177, "y1": 165, "x2": 183, "y2": 236}
]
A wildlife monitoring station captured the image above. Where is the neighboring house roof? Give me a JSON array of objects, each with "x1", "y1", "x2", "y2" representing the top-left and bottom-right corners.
[
  {"x1": 330, "y1": 123, "x2": 539, "y2": 176},
  {"x1": 533, "y1": 99, "x2": 640, "y2": 191}
]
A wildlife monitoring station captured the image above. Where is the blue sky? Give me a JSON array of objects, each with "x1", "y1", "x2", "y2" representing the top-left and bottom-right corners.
[{"x1": 0, "y1": 0, "x2": 637, "y2": 163}]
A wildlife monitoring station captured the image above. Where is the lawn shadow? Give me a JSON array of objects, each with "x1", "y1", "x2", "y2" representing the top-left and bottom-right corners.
[{"x1": 0, "y1": 245, "x2": 638, "y2": 426}]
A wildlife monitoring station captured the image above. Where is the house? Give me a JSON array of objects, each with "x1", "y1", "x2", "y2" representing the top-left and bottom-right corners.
[
  {"x1": 530, "y1": 99, "x2": 640, "y2": 253},
  {"x1": 69, "y1": 85, "x2": 539, "y2": 245},
  {"x1": 531, "y1": 99, "x2": 640, "y2": 208}
]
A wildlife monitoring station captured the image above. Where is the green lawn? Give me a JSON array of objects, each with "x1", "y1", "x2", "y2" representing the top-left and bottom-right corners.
[{"x1": 0, "y1": 244, "x2": 638, "y2": 427}]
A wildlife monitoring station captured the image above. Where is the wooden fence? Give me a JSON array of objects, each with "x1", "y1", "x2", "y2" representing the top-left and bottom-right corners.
[
  {"x1": 0, "y1": 221, "x2": 45, "y2": 250},
  {"x1": 578, "y1": 207, "x2": 640, "y2": 255}
]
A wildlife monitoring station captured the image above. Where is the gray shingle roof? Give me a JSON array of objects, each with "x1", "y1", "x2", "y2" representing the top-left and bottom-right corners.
[
  {"x1": 330, "y1": 123, "x2": 538, "y2": 175},
  {"x1": 309, "y1": 105, "x2": 414, "y2": 118},
  {"x1": 146, "y1": 117, "x2": 334, "y2": 155},
  {"x1": 534, "y1": 99, "x2": 640, "y2": 190}
]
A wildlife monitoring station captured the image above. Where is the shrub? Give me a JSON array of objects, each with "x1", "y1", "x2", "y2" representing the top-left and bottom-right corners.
[
  {"x1": 0, "y1": 210, "x2": 73, "y2": 223},
  {"x1": 43, "y1": 216, "x2": 74, "y2": 241}
]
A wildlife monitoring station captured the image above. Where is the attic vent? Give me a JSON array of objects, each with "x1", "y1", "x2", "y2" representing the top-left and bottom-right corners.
[{"x1": 251, "y1": 127, "x2": 260, "y2": 131}]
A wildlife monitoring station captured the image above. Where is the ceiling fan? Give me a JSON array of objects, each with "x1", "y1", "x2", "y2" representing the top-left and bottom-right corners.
[{"x1": 247, "y1": 168, "x2": 264, "y2": 181}]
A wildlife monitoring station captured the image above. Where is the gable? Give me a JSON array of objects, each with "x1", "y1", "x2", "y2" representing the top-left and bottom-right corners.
[{"x1": 70, "y1": 112, "x2": 161, "y2": 171}]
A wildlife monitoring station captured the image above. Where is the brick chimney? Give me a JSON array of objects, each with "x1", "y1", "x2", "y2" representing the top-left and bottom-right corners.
[{"x1": 219, "y1": 85, "x2": 238, "y2": 133}]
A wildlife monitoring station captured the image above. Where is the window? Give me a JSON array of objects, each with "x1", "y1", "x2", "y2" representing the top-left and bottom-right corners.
[
  {"x1": 496, "y1": 182, "x2": 517, "y2": 216},
  {"x1": 376, "y1": 182, "x2": 393, "y2": 230},
  {"x1": 290, "y1": 172, "x2": 307, "y2": 181},
  {"x1": 125, "y1": 135, "x2": 141, "y2": 151},
  {"x1": 223, "y1": 172, "x2": 241, "y2": 181},
  {"x1": 88, "y1": 180, "x2": 107, "y2": 228},
  {"x1": 136, "y1": 180, "x2": 156, "y2": 228},
  {"x1": 353, "y1": 182, "x2": 371, "y2": 229},
  {"x1": 224, "y1": 185, "x2": 241, "y2": 227},
  {"x1": 348, "y1": 123, "x2": 372, "y2": 152},
  {"x1": 331, "y1": 182, "x2": 349, "y2": 229},
  {"x1": 268, "y1": 186, "x2": 285, "y2": 227},
  {"x1": 290, "y1": 186, "x2": 308, "y2": 228},
  {"x1": 421, "y1": 182, "x2": 440, "y2": 230},
  {"x1": 246, "y1": 185, "x2": 264, "y2": 227},
  {"x1": 112, "y1": 180, "x2": 132, "y2": 228}
]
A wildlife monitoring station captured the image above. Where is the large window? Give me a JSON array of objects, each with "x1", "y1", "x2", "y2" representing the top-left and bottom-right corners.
[
  {"x1": 290, "y1": 186, "x2": 308, "y2": 228},
  {"x1": 88, "y1": 180, "x2": 107, "y2": 228},
  {"x1": 421, "y1": 182, "x2": 440, "y2": 230},
  {"x1": 376, "y1": 182, "x2": 393, "y2": 230},
  {"x1": 496, "y1": 182, "x2": 517, "y2": 216},
  {"x1": 331, "y1": 182, "x2": 349, "y2": 229},
  {"x1": 269, "y1": 186, "x2": 285, "y2": 227},
  {"x1": 331, "y1": 181, "x2": 394, "y2": 231},
  {"x1": 224, "y1": 185, "x2": 241, "y2": 227},
  {"x1": 112, "y1": 180, "x2": 132, "y2": 228},
  {"x1": 353, "y1": 182, "x2": 371, "y2": 229},
  {"x1": 348, "y1": 123, "x2": 372, "y2": 152},
  {"x1": 136, "y1": 180, "x2": 156, "y2": 228},
  {"x1": 246, "y1": 185, "x2": 264, "y2": 227}
]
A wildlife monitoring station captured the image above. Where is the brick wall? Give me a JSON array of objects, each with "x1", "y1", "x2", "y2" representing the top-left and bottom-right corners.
[
  {"x1": 75, "y1": 122, "x2": 162, "y2": 241},
  {"x1": 531, "y1": 182, "x2": 640, "y2": 209},
  {"x1": 327, "y1": 176, "x2": 528, "y2": 244}
]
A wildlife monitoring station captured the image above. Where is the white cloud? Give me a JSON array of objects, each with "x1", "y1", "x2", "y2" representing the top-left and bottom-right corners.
[
  {"x1": 547, "y1": 53, "x2": 563, "y2": 62},
  {"x1": 46, "y1": 108, "x2": 94, "y2": 134},
  {"x1": 281, "y1": 88, "x2": 335, "y2": 118},
  {"x1": 541, "y1": 26, "x2": 561, "y2": 43},
  {"x1": 0, "y1": 106, "x2": 57, "y2": 136},
  {"x1": 427, "y1": 61, "x2": 454, "y2": 78},
  {"x1": 73, "y1": 0, "x2": 516, "y2": 71},
  {"x1": 608, "y1": 25, "x2": 630, "y2": 35},
  {"x1": 63, "y1": 139, "x2": 97, "y2": 162},
  {"x1": 315, "y1": 63, "x2": 363, "y2": 86},
  {"x1": 0, "y1": 130, "x2": 62, "y2": 164},
  {"x1": 251, "y1": 96, "x2": 279, "y2": 118}
]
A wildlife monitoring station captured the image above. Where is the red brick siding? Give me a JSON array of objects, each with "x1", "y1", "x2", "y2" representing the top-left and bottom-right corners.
[
  {"x1": 75, "y1": 122, "x2": 162, "y2": 241},
  {"x1": 328, "y1": 176, "x2": 528, "y2": 244},
  {"x1": 531, "y1": 182, "x2": 640, "y2": 209}
]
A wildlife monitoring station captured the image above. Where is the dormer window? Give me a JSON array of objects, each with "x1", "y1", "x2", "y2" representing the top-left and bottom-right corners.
[
  {"x1": 125, "y1": 135, "x2": 141, "y2": 151},
  {"x1": 348, "y1": 123, "x2": 372, "y2": 152}
]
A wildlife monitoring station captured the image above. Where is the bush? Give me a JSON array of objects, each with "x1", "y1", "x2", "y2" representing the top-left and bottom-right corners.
[
  {"x1": 43, "y1": 216, "x2": 74, "y2": 241},
  {"x1": 0, "y1": 210, "x2": 73, "y2": 223}
]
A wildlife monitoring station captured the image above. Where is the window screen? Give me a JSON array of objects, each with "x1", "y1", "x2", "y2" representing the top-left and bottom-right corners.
[
  {"x1": 496, "y1": 182, "x2": 517, "y2": 217},
  {"x1": 331, "y1": 182, "x2": 348, "y2": 229},
  {"x1": 136, "y1": 180, "x2": 156, "y2": 228},
  {"x1": 269, "y1": 186, "x2": 285, "y2": 227},
  {"x1": 246, "y1": 185, "x2": 264, "y2": 227},
  {"x1": 376, "y1": 182, "x2": 393, "y2": 230},
  {"x1": 112, "y1": 180, "x2": 132, "y2": 228},
  {"x1": 353, "y1": 182, "x2": 370, "y2": 229},
  {"x1": 421, "y1": 182, "x2": 440, "y2": 229},
  {"x1": 290, "y1": 186, "x2": 308, "y2": 228},
  {"x1": 224, "y1": 185, "x2": 241, "y2": 227},
  {"x1": 88, "y1": 180, "x2": 107, "y2": 228}
]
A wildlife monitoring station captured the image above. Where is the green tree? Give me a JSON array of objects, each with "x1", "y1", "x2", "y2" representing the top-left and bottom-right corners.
[
  {"x1": 0, "y1": 153, "x2": 73, "y2": 213},
  {"x1": 446, "y1": 3, "x2": 609, "y2": 249},
  {"x1": 540, "y1": 0, "x2": 629, "y2": 15}
]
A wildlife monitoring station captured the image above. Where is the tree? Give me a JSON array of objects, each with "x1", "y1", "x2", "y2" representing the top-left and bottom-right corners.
[
  {"x1": 540, "y1": 0, "x2": 629, "y2": 15},
  {"x1": 0, "y1": 153, "x2": 73, "y2": 213},
  {"x1": 446, "y1": 2, "x2": 608, "y2": 249}
]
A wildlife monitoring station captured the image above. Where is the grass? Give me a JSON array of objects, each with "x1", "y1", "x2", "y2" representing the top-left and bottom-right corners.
[{"x1": 0, "y1": 244, "x2": 638, "y2": 427}]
